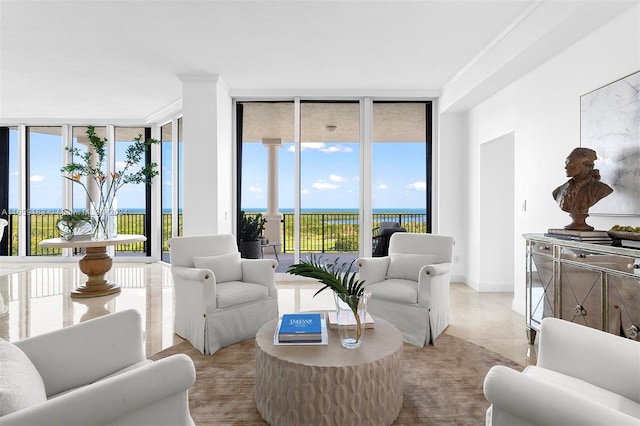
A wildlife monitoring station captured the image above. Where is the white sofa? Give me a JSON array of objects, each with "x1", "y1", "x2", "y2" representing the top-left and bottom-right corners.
[
  {"x1": 0, "y1": 309, "x2": 196, "y2": 426},
  {"x1": 484, "y1": 317, "x2": 640, "y2": 425}
]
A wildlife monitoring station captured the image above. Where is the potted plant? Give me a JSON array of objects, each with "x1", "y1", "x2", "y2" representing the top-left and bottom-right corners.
[
  {"x1": 56, "y1": 209, "x2": 95, "y2": 241},
  {"x1": 239, "y1": 211, "x2": 266, "y2": 259},
  {"x1": 287, "y1": 255, "x2": 371, "y2": 348}
]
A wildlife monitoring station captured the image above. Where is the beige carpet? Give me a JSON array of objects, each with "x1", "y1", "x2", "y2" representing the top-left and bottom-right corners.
[{"x1": 151, "y1": 334, "x2": 523, "y2": 425}]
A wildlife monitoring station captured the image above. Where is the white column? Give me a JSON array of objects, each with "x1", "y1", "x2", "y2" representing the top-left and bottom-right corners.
[
  {"x1": 262, "y1": 138, "x2": 283, "y2": 248},
  {"x1": 179, "y1": 73, "x2": 220, "y2": 236}
]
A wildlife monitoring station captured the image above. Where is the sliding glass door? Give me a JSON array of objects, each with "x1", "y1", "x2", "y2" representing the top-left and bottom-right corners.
[
  {"x1": 371, "y1": 102, "x2": 429, "y2": 255},
  {"x1": 239, "y1": 102, "x2": 294, "y2": 267},
  {"x1": 237, "y1": 99, "x2": 431, "y2": 270},
  {"x1": 300, "y1": 101, "x2": 360, "y2": 265}
]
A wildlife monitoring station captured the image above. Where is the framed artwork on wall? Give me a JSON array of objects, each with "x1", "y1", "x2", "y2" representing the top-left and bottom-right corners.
[{"x1": 580, "y1": 70, "x2": 640, "y2": 216}]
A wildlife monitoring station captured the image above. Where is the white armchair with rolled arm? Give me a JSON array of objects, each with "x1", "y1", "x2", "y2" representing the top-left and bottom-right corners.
[
  {"x1": 484, "y1": 317, "x2": 640, "y2": 426},
  {"x1": 168, "y1": 234, "x2": 279, "y2": 355},
  {"x1": 357, "y1": 233, "x2": 455, "y2": 346},
  {"x1": 0, "y1": 309, "x2": 196, "y2": 426}
]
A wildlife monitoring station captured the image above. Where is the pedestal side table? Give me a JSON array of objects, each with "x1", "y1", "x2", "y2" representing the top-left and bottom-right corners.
[
  {"x1": 39, "y1": 234, "x2": 146, "y2": 298},
  {"x1": 255, "y1": 316, "x2": 403, "y2": 426}
]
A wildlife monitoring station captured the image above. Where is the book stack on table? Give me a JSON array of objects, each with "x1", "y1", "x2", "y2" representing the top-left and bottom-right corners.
[
  {"x1": 276, "y1": 313, "x2": 326, "y2": 344},
  {"x1": 327, "y1": 311, "x2": 375, "y2": 329},
  {"x1": 545, "y1": 229, "x2": 612, "y2": 245}
]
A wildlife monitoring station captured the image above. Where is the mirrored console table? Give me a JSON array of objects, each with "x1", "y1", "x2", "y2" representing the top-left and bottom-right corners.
[{"x1": 524, "y1": 233, "x2": 640, "y2": 344}]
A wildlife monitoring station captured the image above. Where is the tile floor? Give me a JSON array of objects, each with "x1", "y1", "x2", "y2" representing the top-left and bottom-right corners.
[{"x1": 0, "y1": 261, "x2": 536, "y2": 365}]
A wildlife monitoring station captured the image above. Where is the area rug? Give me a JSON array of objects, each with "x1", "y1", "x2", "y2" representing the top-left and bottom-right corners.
[{"x1": 151, "y1": 334, "x2": 523, "y2": 425}]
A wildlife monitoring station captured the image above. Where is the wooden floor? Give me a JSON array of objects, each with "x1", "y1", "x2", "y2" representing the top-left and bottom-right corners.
[{"x1": 0, "y1": 261, "x2": 536, "y2": 365}]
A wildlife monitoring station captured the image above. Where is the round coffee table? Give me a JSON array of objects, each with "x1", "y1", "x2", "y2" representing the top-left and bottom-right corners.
[{"x1": 255, "y1": 315, "x2": 403, "y2": 425}]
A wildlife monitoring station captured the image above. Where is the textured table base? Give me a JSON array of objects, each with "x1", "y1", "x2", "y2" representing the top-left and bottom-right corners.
[{"x1": 255, "y1": 317, "x2": 403, "y2": 426}]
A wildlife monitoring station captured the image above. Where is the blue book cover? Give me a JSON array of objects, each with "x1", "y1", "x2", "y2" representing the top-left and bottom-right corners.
[{"x1": 278, "y1": 313, "x2": 322, "y2": 335}]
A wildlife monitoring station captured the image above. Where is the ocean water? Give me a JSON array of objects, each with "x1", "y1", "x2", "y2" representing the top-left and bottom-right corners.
[{"x1": 241, "y1": 208, "x2": 426, "y2": 214}]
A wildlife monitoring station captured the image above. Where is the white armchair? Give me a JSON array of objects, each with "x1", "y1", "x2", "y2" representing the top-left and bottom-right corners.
[
  {"x1": 357, "y1": 232, "x2": 454, "y2": 346},
  {"x1": 168, "y1": 234, "x2": 278, "y2": 355},
  {"x1": 484, "y1": 317, "x2": 640, "y2": 425},
  {"x1": 0, "y1": 309, "x2": 196, "y2": 426}
]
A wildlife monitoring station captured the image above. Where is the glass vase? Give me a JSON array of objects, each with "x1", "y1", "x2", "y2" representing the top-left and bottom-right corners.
[
  {"x1": 92, "y1": 195, "x2": 118, "y2": 240},
  {"x1": 334, "y1": 292, "x2": 371, "y2": 349}
]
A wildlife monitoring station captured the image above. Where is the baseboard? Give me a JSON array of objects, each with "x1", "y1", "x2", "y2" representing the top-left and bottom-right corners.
[{"x1": 479, "y1": 282, "x2": 514, "y2": 292}]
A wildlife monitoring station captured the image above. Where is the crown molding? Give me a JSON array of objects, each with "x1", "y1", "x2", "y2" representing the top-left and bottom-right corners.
[
  {"x1": 0, "y1": 118, "x2": 146, "y2": 127},
  {"x1": 145, "y1": 99, "x2": 183, "y2": 124},
  {"x1": 229, "y1": 88, "x2": 441, "y2": 100},
  {"x1": 442, "y1": 1, "x2": 544, "y2": 95}
]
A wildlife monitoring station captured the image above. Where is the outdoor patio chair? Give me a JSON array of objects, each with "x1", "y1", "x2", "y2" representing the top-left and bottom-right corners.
[{"x1": 372, "y1": 222, "x2": 406, "y2": 257}]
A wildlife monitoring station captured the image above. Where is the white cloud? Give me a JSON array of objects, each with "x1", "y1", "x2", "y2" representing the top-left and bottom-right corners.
[
  {"x1": 329, "y1": 174, "x2": 343, "y2": 182},
  {"x1": 312, "y1": 180, "x2": 338, "y2": 190},
  {"x1": 319, "y1": 145, "x2": 353, "y2": 153},
  {"x1": 288, "y1": 142, "x2": 324, "y2": 152},
  {"x1": 406, "y1": 181, "x2": 426, "y2": 191},
  {"x1": 376, "y1": 183, "x2": 388, "y2": 190},
  {"x1": 115, "y1": 161, "x2": 128, "y2": 170},
  {"x1": 301, "y1": 188, "x2": 309, "y2": 195},
  {"x1": 30, "y1": 175, "x2": 44, "y2": 182},
  {"x1": 249, "y1": 184, "x2": 263, "y2": 193},
  {"x1": 302, "y1": 142, "x2": 326, "y2": 150},
  {"x1": 287, "y1": 143, "x2": 353, "y2": 154}
]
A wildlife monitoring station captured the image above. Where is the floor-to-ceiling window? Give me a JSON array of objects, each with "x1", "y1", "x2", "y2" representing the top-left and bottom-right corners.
[
  {"x1": 27, "y1": 127, "x2": 63, "y2": 255},
  {"x1": 177, "y1": 118, "x2": 183, "y2": 238},
  {"x1": 0, "y1": 127, "x2": 18, "y2": 256},
  {"x1": 114, "y1": 127, "x2": 150, "y2": 256},
  {"x1": 239, "y1": 102, "x2": 294, "y2": 261},
  {"x1": 372, "y1": 102, "x2": 430, "y2": 254},
  {"x1": 300, "y1": 101, "x2": 360, "y2": 262},
  {"x1": 237, "y1": 99, "x2": 432, "y2": 270},
  {"x1": 161, "y1": 122, "x2": 173, "y2": 262},
  {"x1": 0, "y1": 125, "x2": 160, "y2": 258}
]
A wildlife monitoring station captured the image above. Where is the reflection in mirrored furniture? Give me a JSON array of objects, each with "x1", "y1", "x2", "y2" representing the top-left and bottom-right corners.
[{"x1": 524, "y1": 234, "x2": 640, "y2": 344}]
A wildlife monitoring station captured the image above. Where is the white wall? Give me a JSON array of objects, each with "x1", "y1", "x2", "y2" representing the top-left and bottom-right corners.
[
  {"x1": 216, "y1": 79, "x2": 233, "y2": 234},
  {"x1": 480, "y1": 133, "x2": 515, "y2": 292},
  {"x1": 436, "y1": 111, "x2": 468, "y2": 283},
  {"x1": 442, "y1": 4, "x2": 640, "y2": 312}
]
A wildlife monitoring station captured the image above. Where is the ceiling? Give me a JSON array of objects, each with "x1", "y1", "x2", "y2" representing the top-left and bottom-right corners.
[{"x1": 0, "y1": 0, "x2": 635, "y2": 122}]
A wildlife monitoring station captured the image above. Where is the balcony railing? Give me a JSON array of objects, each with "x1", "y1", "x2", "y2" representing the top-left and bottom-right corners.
[
  {"x1": 3, "y1": 212, "x2": 149, "y2": 256},
  {"x1": 3, "y1": 211, "x2": 427, "y2": 256},
  {"x1": 278, "y1": 212, "x2": 427, "y2": 253}
]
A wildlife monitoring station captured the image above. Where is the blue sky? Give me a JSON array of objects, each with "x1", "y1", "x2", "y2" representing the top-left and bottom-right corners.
[
  {"x1": 10, "y1": 130, "x2": 426, "y2": 211},
  {"x1": 9, "y1": 130, "x2": 170, "y2": 211},
  {"x1": 242, "y1": 141, "x2": 427, "y2": 210}
]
